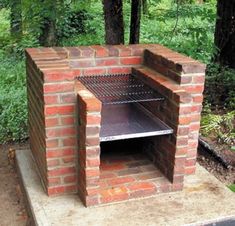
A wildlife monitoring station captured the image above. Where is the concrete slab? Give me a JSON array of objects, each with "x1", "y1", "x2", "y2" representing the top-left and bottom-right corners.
[{"x1": 16, "y1": 149, "x2": 235, "y2": 226}]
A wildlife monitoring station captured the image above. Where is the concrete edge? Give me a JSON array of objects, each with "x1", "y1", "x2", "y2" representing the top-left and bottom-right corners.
[{"x1": 16, "y1": 149, "x2": 50, "y2": 226}]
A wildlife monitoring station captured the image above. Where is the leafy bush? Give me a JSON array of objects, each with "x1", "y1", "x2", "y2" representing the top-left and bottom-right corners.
[
  {"x1": 0, "y1": 54, "x2": 27, "y2": 143},
  {"x1": 205, "y1": 63, "x2": 235, "y2": 110},
  {"x1": 201, "y1": 109, "x2": 235, "y2": 145},
  {"x1": 140, "y1": 2, "x2": 216, "y2": 63}
]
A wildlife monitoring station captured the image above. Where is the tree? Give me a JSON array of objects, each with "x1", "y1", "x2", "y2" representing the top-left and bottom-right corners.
[
  {"x1": 103, "y1": 0, "x2": 124, "y2": 45},
  {"x1": 129, "y1": 0, "x2": 141, "y2": 44},
  {"x1": 214, "y1": 0, "x2": 235, "y2": 69},
  {"x1": 39, "y1": 0, "x2": 57, "y2": 46},
  {"x1": 10, "y1": 0, "x2": 22, "y2": 39}
]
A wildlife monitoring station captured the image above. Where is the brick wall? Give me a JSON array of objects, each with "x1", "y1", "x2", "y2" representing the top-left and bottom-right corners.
[{"x1": 26, "y1": 44, "x2": 205, "y2": 199}]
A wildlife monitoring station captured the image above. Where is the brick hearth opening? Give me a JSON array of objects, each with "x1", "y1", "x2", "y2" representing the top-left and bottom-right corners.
[{"x1": 26, "y1": 44, "x2": 205, "y2": 207}]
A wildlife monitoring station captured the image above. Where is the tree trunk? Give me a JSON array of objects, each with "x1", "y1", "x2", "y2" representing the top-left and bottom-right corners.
[
  {"x1": 39, "y1": 1, "x2": 57, "y2": 46},
  {"x1": 103, "y1": 0, "x2": 124, "y2": 45},
  {"x1": 214, "y1": 0, "x2": 235, "y2": 69},
  {"x1": 129, "y1": 0, "x2": 141, "y2": 44},
  {"x1": 10, "y1": 0, "x2": 22, "y2": 39}
]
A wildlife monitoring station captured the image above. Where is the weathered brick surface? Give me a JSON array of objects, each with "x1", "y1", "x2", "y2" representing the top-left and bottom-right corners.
[{"x1": 26, "y1": 43, "x2": 205, "y2": 205}]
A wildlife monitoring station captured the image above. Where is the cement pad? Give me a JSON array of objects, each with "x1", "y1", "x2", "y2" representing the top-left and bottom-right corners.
[{"x1": 16, "y1": 149, "x2": 235, "y2": 226}]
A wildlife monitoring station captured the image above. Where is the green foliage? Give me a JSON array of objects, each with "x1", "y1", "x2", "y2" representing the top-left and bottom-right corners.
[
  {"x1": 0, "y1": 53, "x2": 27, "y2": 143},
  {"x1": 228, "y1": 184, "x2": 235, "y2": 192},
  {"x1": 141, "y1": 1, "x2": 216, "y2": 63},
  {"x1": 205, "y1": 63, "x2": 235, "y2": 110},
  {"x1": 201, "y1": 109, "x2": 235, "y2": 145}
]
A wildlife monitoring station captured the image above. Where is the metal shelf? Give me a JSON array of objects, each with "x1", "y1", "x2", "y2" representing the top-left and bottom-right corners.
[
  {"x1": 77, "y1": 74, "x2": 164, "y2": 105},
  {"x1": 100, "y1": 103, "x2": 173, "y2": 142}
]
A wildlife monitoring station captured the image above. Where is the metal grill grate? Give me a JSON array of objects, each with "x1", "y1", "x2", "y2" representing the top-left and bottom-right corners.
[{"x1": 77, "y1": 74, "x2": 164, "y2": 105}]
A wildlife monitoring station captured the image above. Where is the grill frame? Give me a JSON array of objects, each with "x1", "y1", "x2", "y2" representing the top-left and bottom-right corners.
[{"x1": 77, "y1": 74, "x2": 164, "y2": 105}]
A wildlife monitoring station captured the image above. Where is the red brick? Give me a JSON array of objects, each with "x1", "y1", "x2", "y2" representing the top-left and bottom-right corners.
[
  {"x1": 70, "y1": 60, "x2": 95, "y2": 68},
  {"x1": 178, "y1": 116, "x2": 191, "y2": 125},
  {"x1": 185, "y1": 158, "x2": 196, "y2": 167},
  {"x1": 107, "y1": 67, "x2": 131, "y2": 74},
  {"x1": 107, "y1": 176, "x2": 135, "y2": 186},
  {"x1": 193, "y1": 75, "x2": 205, "y2": 84},
  {"x1": 46, "y1": 139, "x2": 59, "y2": 148},
  {"x1": 61, "y1": 116, "x2": 75, "y2": 125},
  {"x1": 185, "y1": 85, "x2": 204, "y2": 94},
  {"x1": 62, "y1": 156, "x2": 75, "y2": 164},
  {"x1": 86, "y1": 126, "x2": 100, "y2": 136},
  {"x1": 83, "y1": 68, "x2": 106, "y2": 76},
  {"x1": 100, "y1": 163, "x2": 125, "y2": 171},
  {"x1": 78, "y1": 46, "x2": 94, "y2": 57},
  {"x1": 96, "y1": 58, "x2": 119, "y2": 66},
  {"x1": 91, "y1": 45, "x2": 108, "y2": 57},
  {"x1": 62, "y1": 137, "x2": 76, "y2": 147},
  {"x1": 120, "y1": 57, "x2": 142, "y2": 65},
  {"x1": 177, "y1": 126, "x2": 189, "y2": 136},
  {"x1": 85, "y1": 148, "x2": 100, "y2": 157},
  {"x1": 190, "y1": 123, "x2": 201, "y2": 132},
  {"x1": 48, "y1": 177, "x2": 61, "y2": 186},
  {"x1": 86, "y1": 115, "x2": 101, "y2": 125},
  {"x1": 99, "y1": 186, "x2": 127, "y2": 197},
  {"x1": 48, "y1": 185, "x2": 76, "y2": 195},
  {"x1": 46, "y1": 127, "x2": 76, "y2": 137},
  {"x1": 186, "y1": 149, "x2": 197, "y2": 158},
  {"x1": 45, "y1": 105, "x2": 74, "y2": 116},
  {"x1": 85, "y1": 98, "x2": 102, "y2": 112},
  {"x1": 60, "y1": 93, "x2": 75, "y2": 103},
  {"x1": 48, "y1": 166, "x2": 76, "y2": 177},
  {"x1": 185, "y1": 166, "x2": 196, "y2": 175},
  {"x1": 44, "y1": 83, "x2": 74, "y2": 94},
  {"x1": 100, "y1": 193, "x2": 129, "y2": 204},
  {"x1": 127, "y1": 182, "x2": 155, "y2": 191},
  {"x1": 86, "y1": 137, "x2": 100, "y2": 147},
  {"x1": 47, "y1": 159, "x2": 60, "y2": 167},
  {"x1": 86, "y1": 188, "x2": 99, "y2": 196},
  {"x1": 86, "y1": 158, "x2": 100, "y2": 167},
  {"x1": 100, "y1": 172, "x2": 117, "y2": 179},
  {"x1": 66, "y1": 47, "x2": 81, "y2": 58},
  {"x1": 175, "y1": 146, "x2": 188, "y2": 155},
  {"x1": 188, "y1": 140, "x2": 199, "y2": 149},
  {"x1": 85, "y1": 196, "x2": 99, "y2": 206},
  {"x1": 193, "y1": 95, "x2": 204, "y2": 103},
  {"x1": 117, "y1": 46, "x2": 132, "y2": 57},
  {"x1": 46, "y1": 148, "x2": 75, "y2": 158},
  {"x1": 86, "y1": 168, "x2": 100, "y2": 177},
  {"x1": 44, "y1": 95, "x2": 59, "y2": 105},
  {"x1": 172, "y1": 183, "x2": 184, "y2": 191},
  {"x1": 45, "y1": 118, "x2": 59, "y2": 127},
  {"x1": 43, "y1": 70, "x2": 78, "y2": 82},
  {"x1": 129, "y1": 188, "x2": 156, "y2": 198},
  {"x1": 64, "y1": 175, "x2": 77, "y2": 183}
]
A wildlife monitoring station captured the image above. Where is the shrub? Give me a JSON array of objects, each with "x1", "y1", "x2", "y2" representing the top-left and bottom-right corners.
[{"x1": 0, "y1": 54, "x2": 27, "y2": 143}]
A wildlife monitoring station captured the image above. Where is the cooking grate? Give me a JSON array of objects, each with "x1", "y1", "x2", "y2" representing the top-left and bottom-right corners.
[{"x1": 77, "y1": 74, "x2": 164, "y2": 105}]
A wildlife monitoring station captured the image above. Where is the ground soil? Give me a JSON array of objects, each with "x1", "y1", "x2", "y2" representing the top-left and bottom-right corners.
[
  {"x1": 197, "y1": 136, "x2": 235, "y2": 185},
  {"x1": 0, "y1": 142, "x2": 29, "y2": 226}
]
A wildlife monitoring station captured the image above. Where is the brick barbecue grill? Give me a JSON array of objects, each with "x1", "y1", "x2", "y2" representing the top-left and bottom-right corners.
[{"x1": 26, "y1": 44, "x2": 205, "y2": 206}]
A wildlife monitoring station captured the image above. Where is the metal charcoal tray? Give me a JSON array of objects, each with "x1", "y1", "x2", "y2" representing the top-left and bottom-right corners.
[
  {"x1": 77, "y1": 74, "x2": 164, "y2": 105},
  {"x1": 77, "y1": 74, "x2": 173, "y2": 142}
]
